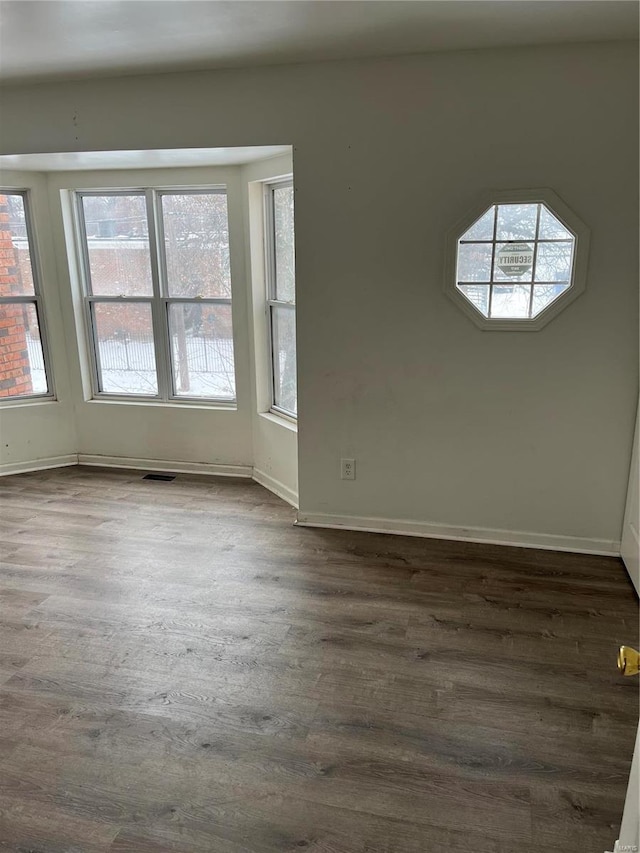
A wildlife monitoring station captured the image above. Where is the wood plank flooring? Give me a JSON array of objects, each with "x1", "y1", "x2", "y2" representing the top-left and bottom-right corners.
[{"x1": 0, "y1": 465, "x2": 637, "y2": 853}]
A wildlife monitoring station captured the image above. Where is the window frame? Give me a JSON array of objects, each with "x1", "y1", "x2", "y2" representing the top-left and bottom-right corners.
[
  {"x1": 0, "y1": 188, "x2": 56, "y2": 405},
  {"x1": 444, "y1": 188, "x2": 590, "y2": 331},
  {"x1": 74, "y1": 186, "x2": 236, "y2": 405},
  {"x1": 264, "y1": 178, "x2": 297, "y2": 420}
]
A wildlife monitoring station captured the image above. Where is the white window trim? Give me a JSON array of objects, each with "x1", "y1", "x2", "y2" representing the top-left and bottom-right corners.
[
  {"x1": 73, "y1": 185, "x2": 237, "y2": 405},
  {"x1": 264, "y1": 178, "x2": 296, "y2": 419},
  {"x1": 0, "y1": 188, "x2": 56, "y2": 405},
  {"x1": 444, "y1": 188, "x2": 590, "y2": 331}
]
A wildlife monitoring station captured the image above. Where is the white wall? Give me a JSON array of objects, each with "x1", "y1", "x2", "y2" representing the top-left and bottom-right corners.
[
  {"x1": 0, "y1": 170, "x2": 77, "y2": 473},
  {"x1": 0, "y1": 42, "x2": 637, "y2": 550}
]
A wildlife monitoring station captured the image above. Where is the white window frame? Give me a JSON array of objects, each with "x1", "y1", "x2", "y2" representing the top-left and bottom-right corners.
[
  {"x1": 74, "y1": 186, "x2": 236, "y2": 404},
  {"x1": 0, "y1": 188, "x2": 55, "y2": 404},
  {"x1": 264, "y1": 178, "x2": 296, "y2": 419},
  {"x1": 444, "y1": 188, "x2": 590, "y2": 331}
]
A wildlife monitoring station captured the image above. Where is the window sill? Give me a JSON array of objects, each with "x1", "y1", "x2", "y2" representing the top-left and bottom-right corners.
[
  {"x1": 0, "y1": 396, "x2": 57, "y2": 410},
  {"x1": 259, "y1": 410, "x2": 298, "y2": 433},
  {"x1": 85, "y1": 397, "x2": 238, "y2": 413}
]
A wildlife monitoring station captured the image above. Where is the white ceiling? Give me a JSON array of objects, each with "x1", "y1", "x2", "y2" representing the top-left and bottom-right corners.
[
  {"x1": 0, "y1": 147, "x2": 291, "y2": 172},
  {"x1": 0, "y1": 1, "x2": 637, "y2": 84}
]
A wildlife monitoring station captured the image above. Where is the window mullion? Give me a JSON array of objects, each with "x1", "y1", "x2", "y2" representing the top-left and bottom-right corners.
[
  {"x1": 487, "y1": 204, "x2": 498, "y2": 319},
  {"x1": 527, "y1": 203, "x2": 543, "y2": 319},
  {"x1": 268, "y1": 299, "x2": 295, "y2": 310},
  {"x1": 85, "y1": 295, "x2": 154, "y2": 303},
  {"x1": 165, "y1": 297, "x2": 231, "y2": 306},
  {"x1": 146, "y1": 189, "x2": 172, "y2": 401},
  {"x1": 0, "y1": 295, "x2": 39, "y2": 304}
]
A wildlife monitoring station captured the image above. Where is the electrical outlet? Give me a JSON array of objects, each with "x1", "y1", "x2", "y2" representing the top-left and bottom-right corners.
[{"x1": 341, "y1": 458, "x2": 356, "y2": 480}]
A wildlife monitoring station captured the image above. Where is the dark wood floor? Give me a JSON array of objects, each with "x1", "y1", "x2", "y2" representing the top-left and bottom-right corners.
[{"x1": 0, "y1": 466, "x2": 637, "y2": 853}]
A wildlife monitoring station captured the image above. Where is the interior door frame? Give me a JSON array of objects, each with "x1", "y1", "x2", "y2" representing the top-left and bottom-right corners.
[
  {"x1": 621, "y1": 403, "x2": 639, "y2": 596},
  {"x1": 609, "y1": 724, "x2": 639, "y2": 853}
]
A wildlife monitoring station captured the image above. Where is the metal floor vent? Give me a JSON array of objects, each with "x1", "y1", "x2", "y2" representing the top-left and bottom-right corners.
[{"x1": 142, "y1": 473, "x2": 176, "y2": 482}]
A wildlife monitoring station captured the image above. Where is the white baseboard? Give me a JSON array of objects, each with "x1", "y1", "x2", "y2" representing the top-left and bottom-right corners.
[
  {"x1": 253, "y1": 468, "x2": 298, "y2": 508},
  {"x1": 77, "y1": 454, "x2": 252, "y2": 479},
  {"x1": 295, "y1": 511, "x2": 620, "y2": 557},
  {"x1": 0, "y1": 454, "x2": 78, "y2": 477},
  {"x1": 0, "y1": 457, "x2": 620, "y2": 556}
]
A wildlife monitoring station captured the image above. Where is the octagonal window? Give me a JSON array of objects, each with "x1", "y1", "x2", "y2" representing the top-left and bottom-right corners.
[{"x1": 447, "y1": 190, "x2": 589, "y2": 330}]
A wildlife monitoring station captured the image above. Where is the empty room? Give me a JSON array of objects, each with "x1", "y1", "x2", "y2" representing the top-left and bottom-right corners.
[{"x1": 0, "y1": 1, "x2": 638, "y2": 851}]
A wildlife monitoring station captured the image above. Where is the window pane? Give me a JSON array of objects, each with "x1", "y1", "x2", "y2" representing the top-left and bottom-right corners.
[
  {"x1": 496, "y1": 203, "x2": 538, "y2": 241},
  {"x1": 81, "y1": 195, "x2": 153, "y2": 296},
  {"x1": 93, "y1": 302, "x2": 157, "y2": 395},
  {"x1": 490, "y1": 284, "x2": 531, "y2": 318},
  {"x1": 493, "y1": 242, "x2": 534, "y2": 282},
  {"x1": 273, "y1": 185, "x2": 295, "y2": 303},
  {"x1": 0, "y1": 302, "x2": 48, "y2": 397},
  {"x1": 538, "y1": 205, "x2": 573, "y2": 240},
  {"x1": 1, "y1": 193, "x2": 35, "y2": 295},
  {"x1": 457, "y1": 284, "x2": 489, "y2": 317},
  {"x1": 460, "y1": 206, "x2": 495, "y2": 242},
  {"x1": 534, "y1": 241, "x2": 573, "y2": 283},
  {"x1": 161, "y1": 193, "x2": 231, "y2": 298},
  {"x1": 457, "y1": 243, "x2": 492, "y2": 282},
  {"x1": 271, "y1": 305, "x2": 297, "y2": 415},
  {"x1": 168, "y1": 303, "x2": 235, "y2": 399},
  {"x1": 532, "y1": 283, "x2": 569, "y2": 317}
]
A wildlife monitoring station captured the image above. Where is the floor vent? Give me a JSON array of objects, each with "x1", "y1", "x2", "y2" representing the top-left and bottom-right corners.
[{"x1": 142, "y1": 473, "x2": 176, "y2": 482}]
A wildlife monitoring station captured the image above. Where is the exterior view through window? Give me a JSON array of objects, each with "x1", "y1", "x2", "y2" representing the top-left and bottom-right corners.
[
  {"x1": 0, "y1": 190, "x2": 51, "y2": 400},
  {"x1": 266, "y1": 180, "x2": 296, "y2": 417},
  {"x1": 456, "y1": 202, "x2": 576, "y2": 321},
  {"x1": 77, "y1": 189, "x2": 235, "y2": 401}
]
